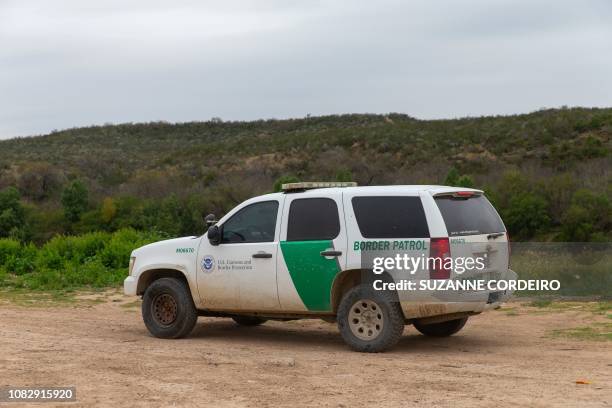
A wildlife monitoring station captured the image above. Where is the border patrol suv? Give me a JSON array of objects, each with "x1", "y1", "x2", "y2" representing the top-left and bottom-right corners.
[{"x1": 124, "y1": 183, "x2": 516, "y2": 352}]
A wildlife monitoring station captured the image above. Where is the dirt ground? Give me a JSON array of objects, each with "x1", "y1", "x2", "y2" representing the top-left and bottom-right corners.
[{"x1": 0, "y1": 293, "x2": 610, "y2": 408}]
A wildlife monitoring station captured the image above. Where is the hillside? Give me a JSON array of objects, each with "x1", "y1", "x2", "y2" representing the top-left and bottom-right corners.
[{"x1": 0, "y1": 107, "x2": 610, "y2": 242}]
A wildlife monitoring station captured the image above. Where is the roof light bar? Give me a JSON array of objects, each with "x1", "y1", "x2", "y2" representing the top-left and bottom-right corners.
[{"x1": 281, "y1": 181, "x2": 357, "y2": 192}]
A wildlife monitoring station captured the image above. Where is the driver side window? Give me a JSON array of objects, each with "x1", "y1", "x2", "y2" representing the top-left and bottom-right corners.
[{"x1": 221, "y1": 201, "x2": 279, "y2": 244}]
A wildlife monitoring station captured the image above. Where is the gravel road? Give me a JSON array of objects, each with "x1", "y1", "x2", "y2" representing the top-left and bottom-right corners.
[{"x1": 0, "y1": 293, "x2": 610, "y2": 407}]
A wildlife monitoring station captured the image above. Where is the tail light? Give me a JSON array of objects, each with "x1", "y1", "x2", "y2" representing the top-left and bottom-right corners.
[{"x1": 430, "y1": 237, "x2": 451, "y2": 279}]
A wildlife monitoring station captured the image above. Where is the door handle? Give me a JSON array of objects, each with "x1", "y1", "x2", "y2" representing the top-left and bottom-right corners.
[
  {"x1": 252, "y1": 252, "x2": 273, "y2": 259},
  {"x1": 320, "y1": 250, "x2": 342, "y2": 257}
]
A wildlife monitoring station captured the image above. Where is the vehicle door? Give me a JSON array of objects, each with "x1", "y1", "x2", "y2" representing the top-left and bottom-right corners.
[
  {"x1": 197, "y1": 198, "x2": 282, "y2": 311},
  {"x1": 276, "y1": 191, "x2": 347, "y2": 312}
]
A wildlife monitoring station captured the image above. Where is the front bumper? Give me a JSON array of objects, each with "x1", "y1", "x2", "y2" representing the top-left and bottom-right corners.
[{"x1": 124, "y1": 276, "x2": 137, "y2": 296}]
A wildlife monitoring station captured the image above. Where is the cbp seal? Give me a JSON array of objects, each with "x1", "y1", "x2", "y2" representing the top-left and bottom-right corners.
[{"x1": 201, "y1": 255, "x2": 215, "y2": 272}]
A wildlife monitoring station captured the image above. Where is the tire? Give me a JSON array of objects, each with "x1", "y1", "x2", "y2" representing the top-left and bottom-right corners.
[
  {"x1": 142, "y1": 277, "x2": 198, "y2": 339},
  {"x1": 413, "y1": 317, "x2": 468, "y2": 337},
  {"x1": 232, "y1": 316, "x2": 268, "y2": 326},
  {"x1": 337, "y1": 284, "x2": 405, "y2": 352}
]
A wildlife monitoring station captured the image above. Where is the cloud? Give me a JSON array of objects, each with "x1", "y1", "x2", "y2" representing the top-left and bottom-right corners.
[{"x1": 1, "y1": 0, "x2": 611, "y2": 138}]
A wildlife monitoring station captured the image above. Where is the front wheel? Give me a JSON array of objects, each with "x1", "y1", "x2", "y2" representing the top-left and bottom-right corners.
[
  {"x1": 413, "y1": 317, "x2": 468, "y2": 337},
  {"x1": 142, "y1": 277, "x2": 198, "y2": 339},
  {"x1": 337, "y1": 284, "x2": 405, "y2": 352}
]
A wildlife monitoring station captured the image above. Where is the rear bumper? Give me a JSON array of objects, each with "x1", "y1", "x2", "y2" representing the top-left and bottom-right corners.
[
  {"x1": 400, "y1": 300, "x2": 502, "y2": 319},
  {"x1": 124, "y1": 276, "x2": 137, "y2": 296},
  {"x1": 400, "y1": 268, "x2": 517, "y2": 319}
]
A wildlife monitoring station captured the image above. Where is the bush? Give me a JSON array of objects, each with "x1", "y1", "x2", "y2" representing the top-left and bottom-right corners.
[
  {"x1": 443, "y1": 167, "x2": 474, "y2": 188},
  {"x1": 99, "y1": 228, "x2": 162, "y2": 269},
  {"x1": 273, "y1": 175, "x2": 300, "y2": 192},
  {"x1": 0, "y1": 239, "x2": 37, "y2": 276},
  {"x1": 0, "y1": 239, "x2": 21, "y2": 265},
  {"x1": 503, "y1": 193, "x2": 550, "y2": 239},
  {"x1": 444, "y1": 167, "x2": 460, "y2": 186},
  {"x1": 559, "y1": 189, "x2": 611, "y2": 242},
  {"x1": 335, "y1": 169, "x2": 353, "y2": 182},
  {"x1": 0, "y1": 229, "x2": 164, "y2": 290},
  {"x1": 456, "y1": 175, "x2": 475, "y2": 188}
]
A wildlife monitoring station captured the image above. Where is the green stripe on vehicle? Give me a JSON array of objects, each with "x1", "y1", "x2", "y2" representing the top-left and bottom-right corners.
[{"x1": 280, "y1": 240, "x2": 340, "y2": 311}]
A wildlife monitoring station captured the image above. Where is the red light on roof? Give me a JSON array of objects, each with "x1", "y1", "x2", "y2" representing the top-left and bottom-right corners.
[{"x1": 454, "y1": 191, "x2": 475, "y2": 197}]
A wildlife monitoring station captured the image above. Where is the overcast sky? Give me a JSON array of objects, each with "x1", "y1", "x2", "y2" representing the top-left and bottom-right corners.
[{"x1": 1, "y1": 0, "x2": 611, "y2": 139}]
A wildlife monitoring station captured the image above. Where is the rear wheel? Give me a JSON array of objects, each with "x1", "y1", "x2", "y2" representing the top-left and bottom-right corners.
[
  {"x1": 232, "y1": 316, "x2": 267, "y2": 326},
  {"x1": 142, "y1": 277, "x2": 198, "y2": 339},
  {"x1": 337, "y1": 284, "x2": 404, "y2": 352},
  {"x1": 413, "y1": 317, "x2": 468, "y2": 337}
]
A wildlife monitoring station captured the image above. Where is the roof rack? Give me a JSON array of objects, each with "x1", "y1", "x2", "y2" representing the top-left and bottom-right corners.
[{"x1": 281, "y1": 181, "x2": 357, "y2": 192}]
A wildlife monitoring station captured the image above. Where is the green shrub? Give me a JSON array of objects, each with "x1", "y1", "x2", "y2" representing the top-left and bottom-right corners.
[
  {"x1": 559, "y1": 189, "x2": 611, "y2": 241},
  {"x1": 5, "y1": 243, "x2": 37, "y2": 275},
  {"x1": 443, "y1": 168, "x2": 474, "y2": 188},
  {"x1": 100, "y1": 229, "x2": 160, "y2": 269},
  {"x1": 273, "y1": 175, "x2": 300, "y2": 192},
  {"x1": 0, "y1": 239, "x2": 37, "y2": 277},
  {"x1": 0, "y1": 238, "x2": 21, "y2": 265},
  {"x1": 503, "y1": 193, "x2": 550, "y2": 239},
  {"x1": 0, "y1": 229, "x2": 163, "y2": 290},
  {"x1": 335, "y1": 169, "x2": 353, "y2": 182},
  {"x1": 444, "y1": 167, "x2": 460, "y2": 186},
  {"x1": 456, "y1": 175, "x2": 475, "y2": 188}
]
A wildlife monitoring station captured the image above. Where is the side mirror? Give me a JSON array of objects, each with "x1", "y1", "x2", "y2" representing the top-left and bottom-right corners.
[
  {"x1": 207, "y1": 225, "x2": 221, "y2": 246},
  {"x1": 204, "y1": 213, "x2": 217, "y2": 227}
]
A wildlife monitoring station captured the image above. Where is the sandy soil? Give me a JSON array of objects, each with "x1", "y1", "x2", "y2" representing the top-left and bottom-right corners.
[{"x1": 0, "y1": 294, "x2": 610, "y2": 408}]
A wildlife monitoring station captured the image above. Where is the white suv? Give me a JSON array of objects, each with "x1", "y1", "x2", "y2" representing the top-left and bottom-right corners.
[{"x1": 124, "y1": 183, "x2": 516, "y2": 352}]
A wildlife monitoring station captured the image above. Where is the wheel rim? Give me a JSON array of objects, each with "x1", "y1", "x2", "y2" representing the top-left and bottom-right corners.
[
  {"x1": 348, "y1": 299, "x2": 384, "y2": 341},
  {"x1": 152, "y1": 293, "x2": 178, "y2": 326}
]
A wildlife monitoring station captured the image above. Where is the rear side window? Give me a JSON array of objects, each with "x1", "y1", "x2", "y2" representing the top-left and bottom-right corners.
[
  {"x1": 287, "y1": 198, "x2": 340, "y2": 241},
  {"x1": 352, "y1": 196, "x2": 430, "y2": 238},
  {"x1": 435, "y1": 195, "x2": 505, "y2": 236}
]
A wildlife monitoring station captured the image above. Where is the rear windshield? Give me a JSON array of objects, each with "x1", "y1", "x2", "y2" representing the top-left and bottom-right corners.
[{"x1": 435, "y1": 195, "x2": 505, "y2": 236}]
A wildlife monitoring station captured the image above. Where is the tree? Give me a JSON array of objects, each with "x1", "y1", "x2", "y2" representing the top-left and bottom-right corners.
[
  {"x1": 456, "y1": 175, "x2": 475, "y2": 188},
  {"x1": 444, "y1": 167, "x2": 474, "y2": 188},
  {"x1": 560, "y1": 189, "x2": 611, "y2": 242},
  {"x1": 16, "y1": 162, "x2": 64, "y2": 201},
  {"x1": 273, "y1": 175, "x2": 300, "y2": 192},
  {"x1": 444, "y1": 167, "x2": 460, "y2": 186},
  {"x1": 101, "y1": 197, "x2": 117, "y2": 223},
  {"x1": 494, "y1": 170, "x2": 532, "y2": 211},
  {"x1": 503, "y1": 193, "x2": 550, "y2": 239},
  {"x1": 0, "y1": 187, "x2": 26, "y2": 238},
  {"x1": 335, "y1": 169, "x2": 353, "y2": 182},
  {"x1": 61, "y1": 180, "x2": 89, "y2": 223}
]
